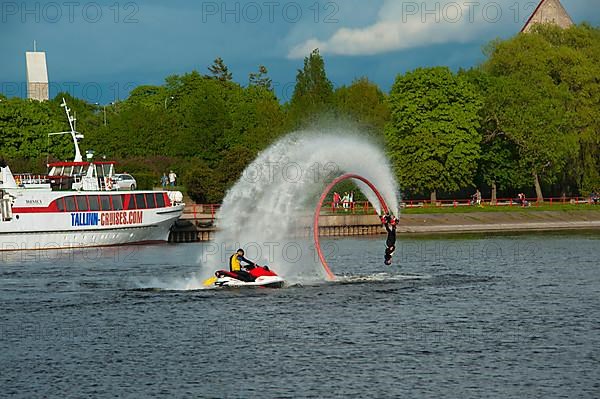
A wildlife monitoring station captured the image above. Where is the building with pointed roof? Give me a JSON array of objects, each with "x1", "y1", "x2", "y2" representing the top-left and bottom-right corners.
[{"x1": 521, "y1": 0, "x2": 574, "y2": 33}]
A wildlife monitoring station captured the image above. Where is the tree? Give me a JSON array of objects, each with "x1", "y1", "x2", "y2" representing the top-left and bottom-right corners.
[
  {"x1": 385, "y1": 67, "x2": 483, "y2": 202},
  {"x1": 248, "y1": 65, "x2": 272, "y2": 90},
  {"x1": 334, "y1": 77, "x2": 389, "y2": 136},
  {"x1": 207, "y1": 57, "x2": 233, "y2": 82},
  {"x1": 0, "y1": 97, "x2": 66, "y2": 161},
  {"x1": 126, "y1": 85, "x2": 168, "y2": 110},
  {"x1": 184, "y1": 158, "x2": 221, "y2": 203},
  {"x1": 482, "y1": 25, "x2": 597, "y2": 200},
  {"x1": 459, "y1": 68, "x2": 527, "y2": 202},
  {"x1": 289, "y1": 48, "x2": 334, "y2": 126}
]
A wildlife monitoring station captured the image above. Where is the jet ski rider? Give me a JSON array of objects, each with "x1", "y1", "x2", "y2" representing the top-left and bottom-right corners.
[{"x1": 229, "y1": 248, "x2": 257, "y2": 282}]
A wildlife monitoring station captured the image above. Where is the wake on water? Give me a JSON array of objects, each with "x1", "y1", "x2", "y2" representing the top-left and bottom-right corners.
[{"x1": 141, "y1": 128, "x2": 401, "y2": 290}]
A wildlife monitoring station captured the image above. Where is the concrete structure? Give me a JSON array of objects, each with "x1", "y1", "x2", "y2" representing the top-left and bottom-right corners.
[
  {"x1": 522, "y1": 0, "x2": 573, "y2": 33},
  {"x1": 25, "y1": 51, "x2": 49, "y2": 101}
]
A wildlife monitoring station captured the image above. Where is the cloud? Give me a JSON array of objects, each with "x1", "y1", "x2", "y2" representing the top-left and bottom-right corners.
[{"x1": 287, "y1": 0, "x2": 522, "y2": 59}]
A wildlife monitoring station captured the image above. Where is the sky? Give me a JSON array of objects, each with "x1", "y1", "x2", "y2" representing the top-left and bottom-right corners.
[{"x1": 1, "y1": 0, "x2": 598, "y2": 104}]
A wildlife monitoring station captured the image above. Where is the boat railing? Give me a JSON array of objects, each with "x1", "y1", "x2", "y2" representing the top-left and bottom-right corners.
[{"x1": 14, "y1": 174, "x2": 50, "y2": 186}]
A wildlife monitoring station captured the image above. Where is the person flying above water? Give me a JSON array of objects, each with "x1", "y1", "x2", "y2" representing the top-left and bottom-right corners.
[
  {"x1": 229, "y1": 248, "x2": 257, "y2": 282},
  {"x1": 381, "y1": 213, "x2": 397, "y2": 266}
]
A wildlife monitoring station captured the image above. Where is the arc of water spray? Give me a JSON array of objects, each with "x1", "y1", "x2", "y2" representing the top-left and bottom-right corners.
[{"x1": 313, "y1": 173, "x2": 391, "y2": 280}]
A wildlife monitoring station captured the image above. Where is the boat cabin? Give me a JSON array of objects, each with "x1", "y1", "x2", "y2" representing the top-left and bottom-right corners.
[{"x1": 47, "y1": 161, "x2": 116, "y2": 191}]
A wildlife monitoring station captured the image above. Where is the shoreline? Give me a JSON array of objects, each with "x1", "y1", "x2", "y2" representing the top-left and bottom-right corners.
[
  {"x1": 172, "y1": 209, "x2": 600, "y2": 242},
  {"x1": 395, "y1": 210, "x2": 600, "y2": 235}
]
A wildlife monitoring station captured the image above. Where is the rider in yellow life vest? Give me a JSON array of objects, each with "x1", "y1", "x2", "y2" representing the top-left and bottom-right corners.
[{"x1": 229, "y1": 248, "x2": 256, "y2": 281}]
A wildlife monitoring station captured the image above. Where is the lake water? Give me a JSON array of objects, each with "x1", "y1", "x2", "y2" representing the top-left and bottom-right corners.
[{"x1": 1, "y1": 233, "x2": 599, "y2": 398}]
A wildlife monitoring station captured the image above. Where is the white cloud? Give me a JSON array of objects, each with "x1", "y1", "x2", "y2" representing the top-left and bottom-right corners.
[{"x1": 287, "y1": 0, "x2": 519, "y2": 59}]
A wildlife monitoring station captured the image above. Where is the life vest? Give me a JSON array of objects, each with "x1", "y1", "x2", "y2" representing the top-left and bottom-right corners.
[{"x1": 229, "y1": 253, "x2": 241, "y2": 271}]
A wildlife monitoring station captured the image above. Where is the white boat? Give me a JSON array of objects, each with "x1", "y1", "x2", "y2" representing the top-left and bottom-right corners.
[{"x1": 0, "y1": 99, "x2": 184, "y2": 251}]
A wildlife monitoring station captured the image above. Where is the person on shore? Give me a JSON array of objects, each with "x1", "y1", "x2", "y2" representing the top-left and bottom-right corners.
[
  {"x1": 476, "y1": 189, "x2": 482, "y2": 206},
  {"x1": 381, "y1": 214, "x2": 397, "y2": 266},
  {"x1": 168, "y1": 170, "x2": 177, "y2": 187},
  {"x1": 342, "y1": 192, "x2": 349, "y2": 210},
  {"x1": 229, "y1": 248, "x2": 256, "y2": 282},
  {"x1": 161, "y1": 173, "x2": 168, "y2": 188},
  {"x1": 333, "y1": 192, "x2": 341, "y2": 208}
]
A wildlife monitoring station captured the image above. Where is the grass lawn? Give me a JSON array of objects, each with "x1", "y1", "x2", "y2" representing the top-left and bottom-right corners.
[{"x1": 401, "y1": 203, "x2": 600, "y2": 214}]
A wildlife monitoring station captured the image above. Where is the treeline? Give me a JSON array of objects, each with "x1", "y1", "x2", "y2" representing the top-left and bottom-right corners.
[{"x1": 1, "y1": 23, "x2": 598, "y2": 202}]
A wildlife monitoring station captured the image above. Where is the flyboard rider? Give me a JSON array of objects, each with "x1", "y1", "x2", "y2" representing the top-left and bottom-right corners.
[{"x1": 381, "y1": 213, "x2": 397, "y2": 265}]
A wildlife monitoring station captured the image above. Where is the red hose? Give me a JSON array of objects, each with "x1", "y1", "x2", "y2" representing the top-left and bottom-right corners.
[{"x1": 313, "y1": 173, "x2": 390, "y2": 280}]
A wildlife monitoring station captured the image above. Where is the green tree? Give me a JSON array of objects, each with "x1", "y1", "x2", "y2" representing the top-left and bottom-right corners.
[
  {"x1": 207, "y1": 57, "x2": 233, "y2": 82},
  {"x1": 385, "y1": 67, "x2": 483, "y2": 202},
  {"x1": 483, "y1": 24, "x2": 598, "y2": 200},
  {"x1": 184, "y1": 158, "x2": 221, "y2": 203},
  {"x1": 289, "y1": 48, "x2": 334, "y2": 127},
  {"x1": 248, "y1": 65, "x2": 272, "y2": 90},
  {"x1": 459, "y1": 68, "x2": 527, "y2": 201},
  {"x1": 0, "y1": 97, "x2": 66, "y2": 161},
  {"x1": 334, "y1": 77, "x2": 389, "y2": 136}
]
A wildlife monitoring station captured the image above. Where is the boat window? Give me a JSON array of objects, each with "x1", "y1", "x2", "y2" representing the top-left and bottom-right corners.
[
  {"x1": 156, "y1": 193, "x2": 166, "y2": 208},
  {"x1": 65, "y1": 196, "x2": 76, "y2": 212},
  {"x1": 146, "y1": 193, "x2": 156, "y2": 208},
  {"x1": 73, "y1": 165, "x2": 83, "y2": 175},
  {"x1": 112, "y1": 195, "x2": 123, "y2": 211},
  {"x1": 134, "y1": 193, "x2": 147, "y2": 209},
  {"x1": 64, "y1": 166, "x2": 73, "y2": 176},
  {"x1": 121, "y1": 195, "x2": 133, "y2": 210},
  {"x1": 100, "y1": 195, "x2": 112, "y2": 211},
  {"x1": 88, "y1": 195, "x2": 100, "y2": 211},
  {"x1": 76, "y1": 196, "x2": 89, "y2": 211},
  {"x1": 102, "y1": 164, "x2": 112, "y2": 176},
  {"x1": 56, "y1": 198, "x2": 65, "y2": 212}
]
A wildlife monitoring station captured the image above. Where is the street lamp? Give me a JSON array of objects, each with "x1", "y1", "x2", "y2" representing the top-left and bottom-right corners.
[
  {"x1": 94, "y1": 102, "x2": 107, "y2": 126},
  {"x1": 164, "y1": 96, "x2": 174, "y2": 110},
  {"x1": 103, "y1": 102, "x2": 115, "y2": 126}
]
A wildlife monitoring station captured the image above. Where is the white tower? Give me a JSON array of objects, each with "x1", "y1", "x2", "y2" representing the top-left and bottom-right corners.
[{"x1": 25, "y1": 42, "x2": 49, "y2": 101}]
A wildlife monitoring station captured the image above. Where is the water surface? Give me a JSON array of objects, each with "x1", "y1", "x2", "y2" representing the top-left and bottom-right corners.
[{"x1": 1, "y1": 233, "x2": 599, "y2": 398}]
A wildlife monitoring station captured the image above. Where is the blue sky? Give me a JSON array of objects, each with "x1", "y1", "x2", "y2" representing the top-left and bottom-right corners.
[{"x1": 1, "y1": 0, "x2": 598, "y2": 103}]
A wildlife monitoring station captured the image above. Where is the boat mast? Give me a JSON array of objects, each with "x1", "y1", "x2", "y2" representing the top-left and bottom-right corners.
[{"x1": 48, "y1": 98, "x2": 85, "y2": 162}]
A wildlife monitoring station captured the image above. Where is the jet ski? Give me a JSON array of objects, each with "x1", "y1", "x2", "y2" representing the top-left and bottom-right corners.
[{"x1": 212, "y1": 265, "x2": 285, "y2": 288}]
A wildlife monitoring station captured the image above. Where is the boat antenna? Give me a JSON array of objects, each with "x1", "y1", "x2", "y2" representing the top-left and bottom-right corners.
[{"x1": 48, "y1": 98, "x2": 85, "y2": 162}]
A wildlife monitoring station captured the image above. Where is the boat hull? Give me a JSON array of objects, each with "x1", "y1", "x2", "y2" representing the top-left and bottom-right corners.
[{"x1": 0, "y1": 205, "x2": 184, "y2": 251}]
